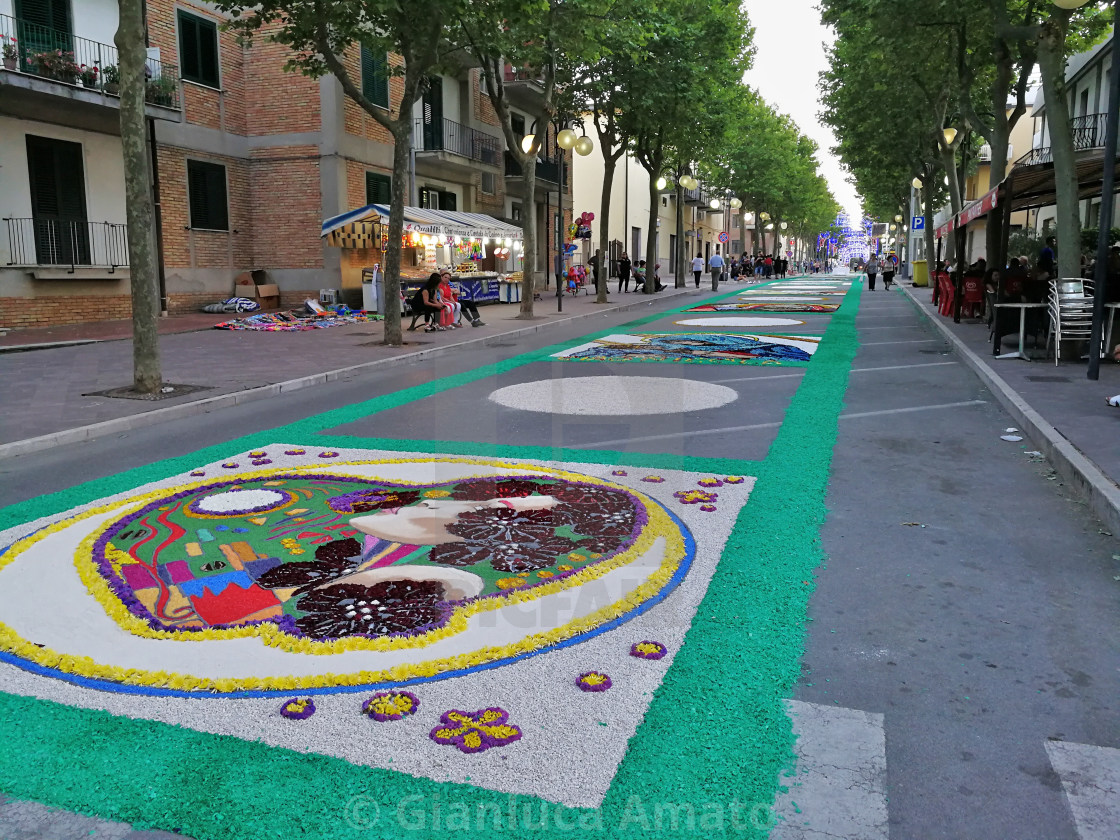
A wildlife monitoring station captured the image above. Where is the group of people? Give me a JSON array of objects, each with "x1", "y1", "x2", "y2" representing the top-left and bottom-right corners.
[
  {"x1": 863, "y1": 253, "x2": 899, "y2": 290},
  {"x1": 408, "y1": 272, "x2": 485, "y2": 332},
  {"x1": 615, "y1": 254, "x2": 666, "y2": 293}
]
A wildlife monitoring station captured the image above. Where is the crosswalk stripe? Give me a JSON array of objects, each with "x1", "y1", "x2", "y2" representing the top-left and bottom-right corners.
[
  {"x1": 1045, "y1": 740, "x2": 1120, "y2": 840},
  {"x1": 771, "y1": 700, "x2": 889, "y2": 839}
]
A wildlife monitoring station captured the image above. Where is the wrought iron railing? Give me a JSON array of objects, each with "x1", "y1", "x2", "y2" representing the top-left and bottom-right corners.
[
  {"x1": 414, "y1": 118, "x2": 501, "y2": 165},
  {"x1": 1015, "y1": 113, "x2": 1113, "y2": 168},
  {"x1": 504, "y1": 151, "x2": 566, "y2": 186},
  {"x1": 0, "y1": 13, "x2": 180, "y2": 109},
  {"x1": 4, "y1": 217, "x2": 129, "y2": 271}
]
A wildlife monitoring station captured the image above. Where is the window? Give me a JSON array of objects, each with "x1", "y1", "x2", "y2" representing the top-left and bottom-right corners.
[
  {"x1": 420, "y1": 188, "x2": 456, "y2": 211},
  {"x1": 481, "y1": 172, "x2": 496, "y2": 195},
  {"x1": 25, "y1": 134, "x2": 88, "y2": 265},
  {"x1": 511, "y1": 114, "x2": 525, "y2": 141},
  {"x1": 511, "y1": 203, "x2": 522, "y2": 222},
  {"x1": 187, "y1": 160, "x2": 229, "y2": 230},
  {"x1": 178, "y1": 11, "x2": 220, "y2": 88},
  {"x1": 14, "y1": 0, "x2": 73, "y2": 57},
  {"x1": 365, "y1": 172, "x2": 391, "y2": 205},
  {"x1": 360, "y1": 46, "x2": 389, "y2": 109}
]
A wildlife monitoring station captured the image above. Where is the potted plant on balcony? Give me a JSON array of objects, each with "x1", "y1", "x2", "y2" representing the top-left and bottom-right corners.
[
  {"x1": 79, "y1": 64, "x2": 99, "y2": 88},
  {"x1": 2, "y1": 37, "x2": 17, "y2": 71},
  {"x1": 144, "y1": 74, "x2": 177, "y2": 107},
  {"x1": 30, "y1": 50, "x2": 80, "y2": 84},
  {"x1": 101, "y1": 63, "x2": 119, "y2": 94}
]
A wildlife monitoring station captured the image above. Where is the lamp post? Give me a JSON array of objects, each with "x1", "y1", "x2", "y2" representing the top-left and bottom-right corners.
[{"x1": 549, "y1": 121, "x2": 595, "y2": 312}]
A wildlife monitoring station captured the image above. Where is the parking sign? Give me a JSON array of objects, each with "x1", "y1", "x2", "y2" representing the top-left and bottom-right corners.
[{"x1": 911, "y1": 216, "x2": 925, "y2": 230}]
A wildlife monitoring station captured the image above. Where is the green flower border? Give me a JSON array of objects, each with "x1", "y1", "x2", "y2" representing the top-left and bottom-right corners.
[{"x1": 0, "y1": 278, "x2": 860, "y2": 839}]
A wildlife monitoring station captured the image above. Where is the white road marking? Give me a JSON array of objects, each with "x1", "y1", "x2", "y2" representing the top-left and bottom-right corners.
[
  {"x1": 771, "y1": 700, "x2": 889, "y2": 839},
  {"x1": 712, "y1": 361, "x2": 955, "y2": 384},
  {"x1": 859, "y1": 339, "x2": 941, "y2": 346},
  {"x1": 1046, "y1": 740, "x2": 1120, "y2": 840},
  {"x1": 568, "y1": 400, "x2": 988, "y2": 448}
]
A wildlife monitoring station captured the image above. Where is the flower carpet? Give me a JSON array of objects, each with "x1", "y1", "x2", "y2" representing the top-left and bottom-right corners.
[
  {"x1": 687, "y1": 302, "x2": 841, "y2": 313},
  {"x1": 0, "y1": 277, "x2": 861, "y2": 839},
  {"x1": 551, "y1": 332, "x2": 820, "y2": 365}
]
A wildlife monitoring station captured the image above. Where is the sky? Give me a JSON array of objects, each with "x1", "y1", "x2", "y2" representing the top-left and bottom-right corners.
[{"x1": 742, "y1": 0, "x2": 863, "y2": 219}]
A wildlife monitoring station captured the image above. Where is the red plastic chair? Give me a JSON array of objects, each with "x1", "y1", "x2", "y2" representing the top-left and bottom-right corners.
[
  {"x1": 937, "y1": 273, "x2": 955, "y2": 316},
  {"x1": 960, "y1": 276, "x2": 983, "y2": 317}
]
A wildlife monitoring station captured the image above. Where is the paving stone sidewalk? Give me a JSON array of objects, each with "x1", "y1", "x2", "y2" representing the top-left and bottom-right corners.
[{"x1": 0, "y1": 287, "x2": 687, "y2": 449}]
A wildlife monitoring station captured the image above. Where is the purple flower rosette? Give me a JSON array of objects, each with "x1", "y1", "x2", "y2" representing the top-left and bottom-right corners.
[
  {"x1": 362, "y1": 691, "x2": 420, "y2": 722},
  {"x1": 630, "y1": 641, "x2": 668, "y2": 660},
  {"x1": 279, "y1": 697, "x2": 316, "y2": 719},
  {"x1": 576, "y1": 671, "x2": 612, "y2": 692}
]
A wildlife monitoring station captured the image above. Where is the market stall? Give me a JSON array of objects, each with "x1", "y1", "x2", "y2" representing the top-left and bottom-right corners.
[{"x1": 321, "y1": 204, "x2": 525, "y2": 311}]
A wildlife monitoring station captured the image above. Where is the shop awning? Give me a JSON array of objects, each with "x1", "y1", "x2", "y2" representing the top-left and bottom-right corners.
[{"x1": 321, "y1": 204, "x2": 523, "y2": 244}]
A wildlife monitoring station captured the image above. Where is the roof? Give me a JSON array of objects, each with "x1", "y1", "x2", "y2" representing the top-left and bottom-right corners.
[{"x1": 321, "y1": 204, "x2": 523, "y2": 240}]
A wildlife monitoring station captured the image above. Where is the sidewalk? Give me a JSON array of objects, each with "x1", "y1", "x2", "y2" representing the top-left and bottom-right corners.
[
  {"x1": 0, "y1": 287, "x2": 689, "y2": 456},
  {"x1": 0, "y1": 311, "x2": 232, "y2": 350},
  {"x1": 900, "y1": 282, "x2": 1120, "y2": 535}
]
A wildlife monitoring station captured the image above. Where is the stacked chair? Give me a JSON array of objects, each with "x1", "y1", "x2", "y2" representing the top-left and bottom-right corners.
[{"x1": 1045, "y1": 279, "x2": 1098, "y2": 365}]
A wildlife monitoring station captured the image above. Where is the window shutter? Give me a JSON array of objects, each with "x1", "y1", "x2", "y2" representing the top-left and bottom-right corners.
[
  {"x1": 16, "y1": 0, "x2": 70, "y2": 32},
  {"x1": 187, "y1": 160, "x2": 228, "y2": 230},
  {"x1": 179, "y1": 14, "x2": 200, "y2": 82},
  {"x1": 198, "y1": 19, "x2": 219, "y2": 87},
  {"x1": 361, "y1": 46, "x2": 388, "y2": 108},
  {"x1": 365, "y1": 172, "x2": 391, "y2": 206},
  {"x1": 440, "y1": 191, "x2": 456, "y2": 211}
]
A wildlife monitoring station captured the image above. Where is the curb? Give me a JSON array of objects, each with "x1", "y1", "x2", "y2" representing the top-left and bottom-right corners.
[
  {"x1": 0, "y1": 290, "x2": 690, "y2": 461},
  {"x1": 900, "y1": 284, "x2": 1120, "y2": 536}
]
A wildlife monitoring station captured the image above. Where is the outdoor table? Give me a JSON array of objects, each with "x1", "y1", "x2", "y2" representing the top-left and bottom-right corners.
[{"x1": 993, "y1": 302, "x2": 1047, "y2": 360}]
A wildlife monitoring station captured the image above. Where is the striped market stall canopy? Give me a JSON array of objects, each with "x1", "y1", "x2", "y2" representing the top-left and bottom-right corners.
[{"x1": 321, "y1": 204, "x2": 523, "y2": 247}]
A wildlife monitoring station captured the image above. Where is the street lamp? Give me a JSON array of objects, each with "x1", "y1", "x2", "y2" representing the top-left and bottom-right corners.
[
  {"x1": 521, "y1": 134, "x2": 536, "y2": 154},
  {"x1": 709, "y1": 198, "x2": 720, "y2": 210},
  {"x1": 680, "y1": 174, "x2": 698, "y2": 190},
  {"x1": 730, "y1": 197, "x2": 742, "y2": 209},
  {"x1": 1051, "y1": 0, "x2": 1090, "y2": 7},
  {"x1": 941, "y1": 127, "x2": 958, "y2": 146},
  {"x1": 656, "y1": 176, "x2": 668, "y2": 190},
  {"x1": 548, "y1": 123, "x2": 594, "y2": 312},
  {"x1": 557, "y1": 128, "x2": 577, "y2": 149},
  {"x1": 911, "y1": 177, "x2": 923, "y2": 189},
  {"x1": 574, "y1": 135, "x2": 594, "y2": 156}
]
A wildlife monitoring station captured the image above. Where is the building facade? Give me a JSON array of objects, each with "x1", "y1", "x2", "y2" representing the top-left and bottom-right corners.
[{"x1": 0, "y1": 0, "x2": 567, "y2": 329}]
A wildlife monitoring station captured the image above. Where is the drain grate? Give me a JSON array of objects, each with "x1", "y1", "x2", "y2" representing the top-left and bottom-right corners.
[
  {"x1": 84, "y1": 383, "x2": 213, "y2": 401},
  {"x1": 1025, "y1": 375, "x2": 1071, "y2": 383}
]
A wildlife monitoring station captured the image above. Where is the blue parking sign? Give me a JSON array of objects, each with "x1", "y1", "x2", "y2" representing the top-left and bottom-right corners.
[{"x1": 911, "y1": 216, "x2": 925, "y2": 230}]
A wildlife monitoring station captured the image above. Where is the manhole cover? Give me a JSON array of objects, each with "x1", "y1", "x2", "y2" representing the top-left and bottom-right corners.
[
  {"x1": 84, "y1": 383, "x2": 213, "y2": 401},
  {"x1": 1026, "y1": 375, "x2": 1071, "y2": 383}
]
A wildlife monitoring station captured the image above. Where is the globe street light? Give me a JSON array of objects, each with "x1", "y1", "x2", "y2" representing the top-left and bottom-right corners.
[
  {"x1": 557, "y1": 128, "x2": 577, "y2": 149},
  {"x1": 942, "y1": 127, "x2": 958, "y2": 146},
  {"x1": 574, "y1": 135, "x2": 594, "y2": 156},
  {"x1": 709, "y1": 198, "x2": 720, "y2": 210},
  {"x1": 911, "y1": 177, "x2": 923, "y2": 189},
  {"x1": 1051, "y1": 0, "x2": 1090, "y2": 7},
  {"x1": 730, "y1": 197, "x2": 742, "y2": 209},
  {"x1": 521, "y1": 134, "x2": 536, "y2": 154},
  {"x1": 656, "y1": 176, "x2": 668, "y2": 190}
]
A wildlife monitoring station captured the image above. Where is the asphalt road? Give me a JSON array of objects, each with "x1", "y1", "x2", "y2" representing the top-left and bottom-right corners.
[{"x1": 1, "y1": 280, "x2": 1117, "y2": 840}]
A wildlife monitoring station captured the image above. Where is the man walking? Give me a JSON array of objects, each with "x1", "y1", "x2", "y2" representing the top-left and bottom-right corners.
[{"x1": 709, "y1": 250, "x2": 725, "y2": 290}]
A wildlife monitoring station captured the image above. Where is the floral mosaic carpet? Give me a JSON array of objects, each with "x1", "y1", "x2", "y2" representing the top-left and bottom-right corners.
[
  {"x1": 551, "y1": 332, "x2": 820, "y2": 365},
  {"x1": 0, "y1": 280, "x2": 860, "y2": 839},
  {"x1": 686, "y1": 302, "x2": 842, "y2": 313}
]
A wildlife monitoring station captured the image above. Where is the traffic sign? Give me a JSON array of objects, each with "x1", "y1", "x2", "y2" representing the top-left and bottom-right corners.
[
  {"x1": 911, "y1": 216, "x2": 925, "y2": 230},
  {"x1": 718, "y1": 231, "x2": 729, "y2": 243}
]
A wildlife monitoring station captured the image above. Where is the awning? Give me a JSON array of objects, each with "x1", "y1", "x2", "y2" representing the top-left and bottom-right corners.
[{"x1": 321, "y1": 204, "x2": 523, "y2": 244}]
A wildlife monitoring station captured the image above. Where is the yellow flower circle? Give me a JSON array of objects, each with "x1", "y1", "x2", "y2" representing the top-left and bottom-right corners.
[
  {"x1": 558, "y1": 564, "x2": 573, "y2": 572},
  {"x1": 536, "y1": 571, "x2": 554, "y2": 579},
  {"x1": 495, "y1": 577, "x2": 526, "y2": 590},
  {"x1": 423, "y1": 489, "x2": 452, "y2": 498}
]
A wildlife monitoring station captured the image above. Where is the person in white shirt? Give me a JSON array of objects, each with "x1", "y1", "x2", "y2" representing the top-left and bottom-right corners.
[
  {"x1": 709, "y1": 251, "x2": 725, "y2": 288},
  {"x1": 691, "y1": 253, "x2": 704, "y2": 288}
]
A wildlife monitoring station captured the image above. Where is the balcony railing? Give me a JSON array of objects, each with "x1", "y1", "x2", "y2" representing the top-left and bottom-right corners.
[
  {"x1": 1015, "y1": 113, "x2": 1113, "y2": 168},
  {"x1": 414, "y1": 118, "x2": 501, "y2": 166},
  {"x1": 504, "y1": 151, "x2": 565, "y2": 186},
  {"x1": 5, "y1": 217, "x2": 129, "y2": 271},
  {"x1": 503, "y1": 63, "x2": 544, "y2": 84},
  {"x1": 0, "y1": 13, "x2": 180, "y2": 110}
]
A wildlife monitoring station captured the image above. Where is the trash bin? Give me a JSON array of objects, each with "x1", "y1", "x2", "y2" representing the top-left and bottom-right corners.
[{"x1": 911, "y1": 259, "x2": 929, "y2": 287}]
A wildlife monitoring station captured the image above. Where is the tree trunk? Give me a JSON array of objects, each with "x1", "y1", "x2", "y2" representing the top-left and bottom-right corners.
[
  {"x1": 520, "y1": 160, "x2": 539, "y2": 317},
  {"x1": 644, "y1": 171, "x2": 658, "y2": 294},
  {"x1": 597, "y1": 155, "x2": 616, "y2": 302},
  {"x1": 675, "y1": 181, "x2": 685, "y2": 287},
  {"x1": 985, "y1": 120, "x2": 1011, "y2": 264},
  {"x1": 116, "y1": 0, "x2": 161, "y2": 394},
  {"x1": 941, "y1": 146, "x2": 963, "y2": 265},
  {"x1": 381, "y1": 122, "x2": 411, "y2": 346},
  {"x1": 922, "y1": 183, "x2": 936, "y2": 274},
  {"x1": 1038, "y1": 16, "x2": 1081, "y2": 279}
]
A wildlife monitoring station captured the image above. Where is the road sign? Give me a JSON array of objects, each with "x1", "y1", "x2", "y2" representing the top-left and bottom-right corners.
[
  {"x1": 786, "y1": 250, "x2": 793, "y2": 257},
  {"x1": 911, "y1": 216, "x2": 925, "y2": 230},
  {"x1": 718, "y1": 231, "x2": 729, "y2": 243}
]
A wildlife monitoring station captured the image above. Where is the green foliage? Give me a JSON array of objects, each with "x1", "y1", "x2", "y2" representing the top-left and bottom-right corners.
[{"x1": 1081, "y1": 227, "x2": 1120, "y2": 254}]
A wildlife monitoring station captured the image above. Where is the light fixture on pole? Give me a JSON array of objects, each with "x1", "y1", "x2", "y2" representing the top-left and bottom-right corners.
[
  {"x1": 911, "y1": 176, "x2": 923, "y2": 189},
  {"x1": 894, "y1": 214, "x2": 903, "y2": 222},
  {"x1": 656, "y1": 176, "x2": 668, "y2": 190},
  {"x1": 709, "y1": 198, "x2": 720, "y2": 210},
  {"x1": 942, "y1": 127, "x2": 958, "y2": 146},
  {"x1": 521, "y1": 134, "x2": 536, "y2": 154},
  {"x1": 679, "y1": 174, "x2": 698, "y2": 190},
  {"x1": 779, "y1": 221, "x2": 788, "y2": 230},
  {"x1": 729, "y1": 197, "x2": 742, "y2": 209},
  {"x1": 557, "y1": 128, "x2": 577, "y2": 149},
  {"x1": 1051, "y1": 0, "x2": 1090, "y2": 8},
  {"x1": 574, "y1": 135, "x2": 594, "y2": 156},
  {"x1": 760, "y1": 212, "x2": 770, "y2": 221}
]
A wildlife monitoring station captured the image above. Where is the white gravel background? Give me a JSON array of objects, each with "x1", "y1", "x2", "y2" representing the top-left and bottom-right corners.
[{"x1": 0, "y1": 447, "x2": 754, "y2": 808}]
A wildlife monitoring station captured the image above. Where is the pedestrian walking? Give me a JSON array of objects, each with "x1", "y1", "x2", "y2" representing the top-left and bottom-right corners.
[
  {"x1": 618, "y1": 252, "x2": 632, "y2": 293},
  {"x1": 866, "y1": 254, "x2": 880, "y2": 290},
  {"x1": 882, "y1": 254, "x2": 896, "y2": 289},
  {"x1": 709, "y1": 251, "x2": 725, "y2": 287},
  {"x1": 691, "y1": 252, "x2": 704, "y2": 288}
]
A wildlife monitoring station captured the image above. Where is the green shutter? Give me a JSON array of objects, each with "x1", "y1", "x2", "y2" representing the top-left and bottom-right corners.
[
  {"x1": 187, "y1": 160, "x2": 228, "y2": 230},
  {"x1": 178, "y1": 11, "x2": 220, "y2": 87},
  {"x1": 26, "y1": 134, "x2": 89, "y2": 264},
  {"x1": 360, "y1": 45, "x2": 389, "y2": 108},
  {"x1": 365, "y1": 172, "x2": 391, "y2": 205}
]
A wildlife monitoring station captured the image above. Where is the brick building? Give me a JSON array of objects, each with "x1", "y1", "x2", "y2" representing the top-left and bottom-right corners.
[{"x1": 0, "y1": 0, "x2": 569, "y2": 329}]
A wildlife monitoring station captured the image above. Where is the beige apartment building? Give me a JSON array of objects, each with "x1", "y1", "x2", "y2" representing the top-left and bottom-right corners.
[{"x1": 0, "y1": 0, "x2": 569, "y2": 330}]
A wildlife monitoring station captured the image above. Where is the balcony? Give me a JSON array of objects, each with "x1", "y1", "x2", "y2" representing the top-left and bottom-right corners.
[
  {"x1": 501, "y1": 62, "x2": 546, "y2": 110},
  {"x1": 1015, "y1": 113, "x2": 1112, "y2": 167},
  {"x1": 1, "y1": 12, "x2": 181, "y2": 130},
  {"x1": 5, "y1": 217, "x2": 129, "y2": 273},
  {"x1": 504, "y1": 151, "x2": 566, "y2": 187},
  {"x1": 413, "y1": 117, "x2": 502, "y2": 178}
]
